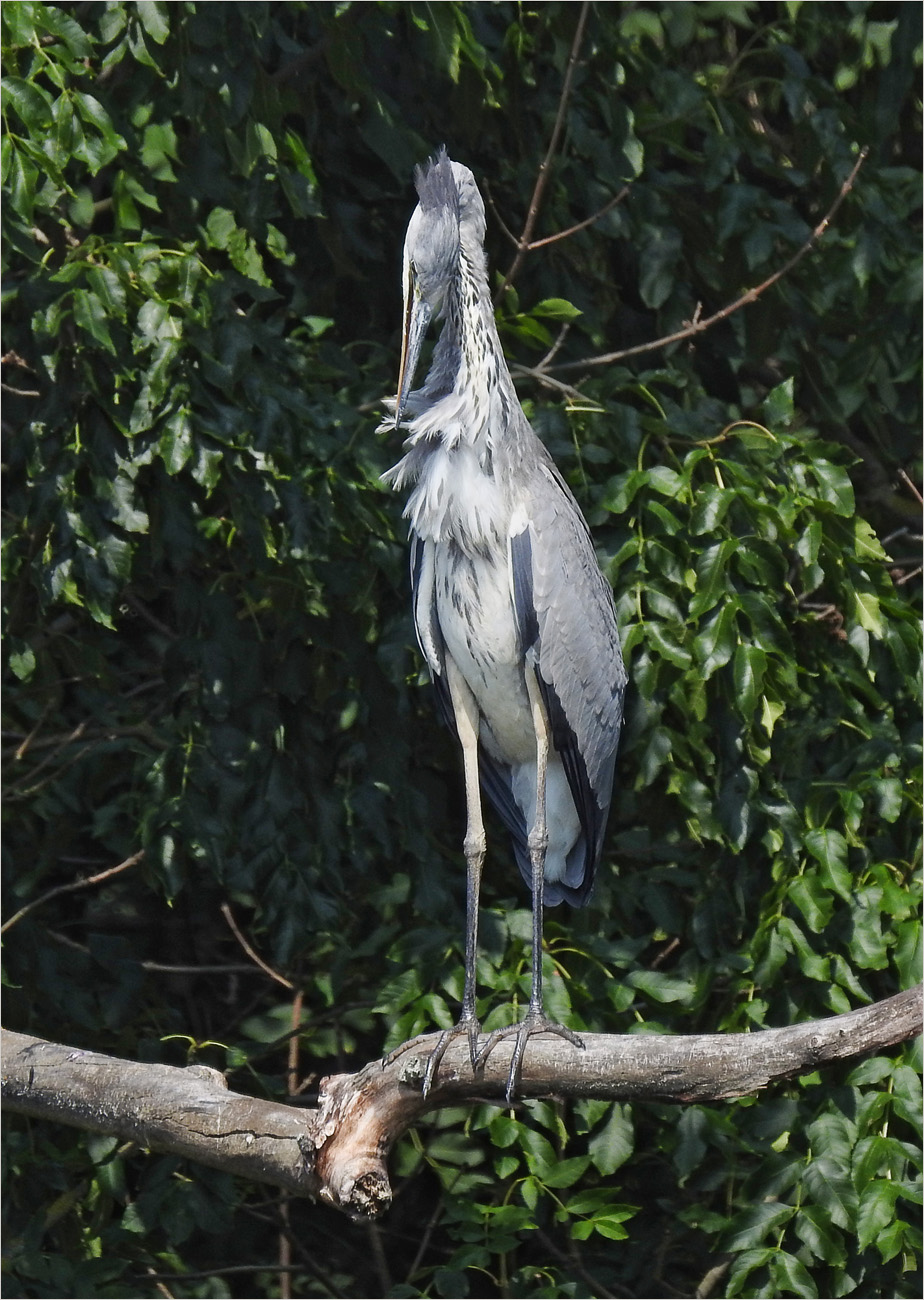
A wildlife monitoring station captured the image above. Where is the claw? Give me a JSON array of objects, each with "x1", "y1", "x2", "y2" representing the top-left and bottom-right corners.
[
  {"x1": 406, "y1": 1016, "x2": 483, "y2": 1097},
  {"x1": 476, "y1": 1013, "x2": 585, "y2": 1103},
  {"x1": 383, "y1": 1031, "x2": 436, "y2": 1069}
]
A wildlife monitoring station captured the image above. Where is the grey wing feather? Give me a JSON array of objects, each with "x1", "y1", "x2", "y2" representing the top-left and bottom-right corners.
[
  {"x1": 410, "y1": 534, "x2": 454, "y2": 733},
  {"x1": 515, "y1": 458, "x2": 627, "y2": 865}
]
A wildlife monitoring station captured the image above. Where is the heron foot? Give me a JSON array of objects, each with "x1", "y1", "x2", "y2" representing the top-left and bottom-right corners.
[
  {"x1": 475, "y1": 1011, "x2": 585, "y2": 1103},
  {"x1": 420, "y1": 1014, "x2": 482, "y2": 1097},
  {"x1": 383, "y1": 1017, "x2": 483, "y2": 1095}
]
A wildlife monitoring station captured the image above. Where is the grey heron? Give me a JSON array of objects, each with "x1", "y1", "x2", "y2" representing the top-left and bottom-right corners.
[{"x1": 381, "y1": 148, "x2": 627, "y2": 1101}]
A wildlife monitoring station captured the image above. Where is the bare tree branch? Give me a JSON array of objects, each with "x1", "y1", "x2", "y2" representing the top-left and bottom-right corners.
[
  {"x1": 549, "y1": 148, "x2": 869, "y2": 375},
  {"x1": 526, "y1": 185, "x2": 631, "y2": 251},
  {"x1": 495, "y1": 1, "x2": 590, "y2": 302},
  {"x1": 3, "y1": 984, "x2": 920, "y2": 1220},
  {"x1": 0, "y1": 851, "x2": 144, "y2": 936},
  {"x1": 220, "y1": 902, "x2": 295, "y2": 991}
]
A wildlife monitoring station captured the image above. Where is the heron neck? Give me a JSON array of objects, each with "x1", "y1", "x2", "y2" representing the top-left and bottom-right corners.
[{"x1": 449, "y1": 252, "x2": 518, "y2": 417}]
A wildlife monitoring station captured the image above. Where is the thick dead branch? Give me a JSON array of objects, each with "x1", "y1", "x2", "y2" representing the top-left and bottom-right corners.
[{"x1": 3, "y1": 985, "x2": 920, "y2": 1221}]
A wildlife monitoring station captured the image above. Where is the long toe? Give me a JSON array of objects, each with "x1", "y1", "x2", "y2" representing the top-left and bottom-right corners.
[
  {"x1": 475, "y1": 1013, "x2": 585, "y2": 1102},
  {"x1": 421, "y1": 1016, "x2": 483, "y2": 1097}
]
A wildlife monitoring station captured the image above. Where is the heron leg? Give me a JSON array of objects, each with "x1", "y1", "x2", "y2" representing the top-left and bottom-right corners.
[
  {"x1": 476, "y1": 669, "x2": 583, "y2": 1102},
  {"x1": 419, "y1": 658, "x2": 485, "y2": 1096}
]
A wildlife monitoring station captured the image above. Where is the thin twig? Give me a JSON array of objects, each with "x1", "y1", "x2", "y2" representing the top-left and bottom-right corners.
[
  {"x1": 3, "y1": 721, "x2": 88, "y2": 795},
  {"x1": 495, "y1": 1, "x2": 590, "y2": 302},
  {"x1": 287, "y1": 988, "x2": 305, "y2": 1095},
  {"x1": 1, "y1": 852, "x2": 144, "y2": 936},
  {"x1": 527, "y1": 185, "x2": 631, "y2": 250},
  {"x1": 145, "y1": 1266, "x2": 175, "y2": 1300},
  {"x1": 220, "y1": 902, "x2": 294, "y2": 990},
  {"x1": 536, "y1": 322, "x2": 573, "y2": 371},
  {"x1": 550, "y1": 148, "x2": 869, "y2": 374},
  {"x1": 509, "y1": 364, "x2": 600, "y2": 407},
  {"x1": 240, "y1": 1204, "x2": 349, "y2": 1298},
  {"x1": 483, "y1": 179, "x2": 521, "y2": 247},
  {"x1": 47, "y1": 928, "x2": 262, "y2": 975},
  {"x1": 12, "y1": 700, "x2": 53, "y2": 761},
  {"x1": 403, "y1": 1193, "x2": 445, "y2": 1284},
  {"x1": 897, "y1": 466, "x2": 923, "y2": 507},
  {"x1": 534, "y1": 1226, "x2": 626, "y2": 1299},
  {"x1": 4, "y1": 722, "x2": 169, "y2": 759},
  {"x1": 140, "y1": 1265, "x2": 310, "y2": 1283}
]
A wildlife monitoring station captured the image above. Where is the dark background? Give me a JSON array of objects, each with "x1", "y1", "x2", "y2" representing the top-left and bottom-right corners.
[{"x1": 2, "y1": 3, "x2": 921, "y2": 1297}]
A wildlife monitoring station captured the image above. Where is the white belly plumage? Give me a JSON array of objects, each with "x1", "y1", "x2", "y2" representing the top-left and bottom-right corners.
[{"x1": 432, "y1": 543, "x2": 581, "y2": 884}]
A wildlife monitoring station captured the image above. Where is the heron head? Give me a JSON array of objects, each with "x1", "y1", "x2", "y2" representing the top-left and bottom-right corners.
[{"x1": 395, "y1": 149, "x2": 484, "y2": 426}]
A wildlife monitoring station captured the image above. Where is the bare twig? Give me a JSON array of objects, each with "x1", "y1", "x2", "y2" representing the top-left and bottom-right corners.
[
  {"x1": 508, "y1": 365, "x2": 594, "y2": 407},
  {"x1": 536, "y1": 322, "x2": 573, "y2": 371},
  {"x1": 534, "y1": 1226, "x2": 626, "y2": 1299},
  {"x1": 220, "y1": 902, "x2": 295, "y2": 991},
  {"x1": 4, "y1": 722, "x2": 169, "y2": 760},
  {"x1": 549, "y1": 148, "x2": 869, "y2": 374},
  {"x1": 3, "y1": 721, "x2": 88, "y2": 796},
  {"x1": 12, "y1": 700, "x2": 54, "y2": 761},
  {"x1": 47, "y1": 928, "x2": 263, "y2": 976},
  {"x1": 1, "y1": 852, "x2": 144, "y2": 936},
  {"x1": 495, "y1": 1, "x2": 591, "y2": 302},
  {"x1": 1, "y1": 382, "x2": 40, "y2": 397},
  {"x1": 897, "y1": 466, "x2": 923, "y2": 508},
  {"x1": 527, "y1": 185, "x2": 631, "y2": 250}
]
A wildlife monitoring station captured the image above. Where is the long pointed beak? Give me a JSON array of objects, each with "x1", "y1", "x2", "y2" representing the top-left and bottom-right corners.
[{"x1": 394, "y1": 267, "x2": 431, "y2": 430}]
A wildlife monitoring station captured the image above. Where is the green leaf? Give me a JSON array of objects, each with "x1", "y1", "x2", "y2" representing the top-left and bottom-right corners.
[
  {"x1": 856, "y1": 1179, "x2": 901, "y2": 1252},
  {"x1": 802, "y1": 1157, "x2": 858, "y2": 1230},
  {"x1": 693, "y1": 601, "x2": 738, "y2": 677},
  {"x1": 646, "y1": 620, "x2": 692, "y2": 669},
  {"x1": 809, "y1": 458, "x2": 854, "y2": 514},
  {"x1": 690, "y1": 539, "x2": 737, "y2": 617},
  {"x1": 8, "y1": 645, "x2": 36, "y2": 681},
  {"x1": 852, "y1": 588, "x2": 883, "y2": 637},
  {"x1": 794, "y1": 1205, "x2": 845, "y2": 1266},
  {"x1": 721, "y1": 1201, "x2": 794, "y2": 1251},
  {"x1": 159, "y1": 408, "x2": 193, "y2": 475},
  {"x1": 2, "y1": 76, "x2": 55, "y2": 130},
  {"x1": 803, "y1": 828, "x2": 852, "y2": 901},
  {"x1": 625, "y1": 969, "x2": 696, "y2": 1003},
  {"x1": 690, "y1": 484, "x2": 734, "y2": 535},
  {"x1": 761, "y1": 376, "x2": 795, "y2": 428},
  {"x1": 776, "y1": 917, "x2": 829, "y2": 981},
  {"x1": 39, "y1": 5, "x2": 93, "y2": 58},
  {"x1": 588, "y1": 1104, "x2": 634, "y2": 1176},
  {"x1": 768, "y1": 1250, "x2": 819, "y2": 1298},
  {"x1": 845, "y1": 1056, "x2": 895, "y2": 1087},
  {"x1": 136, "y1": 0, "x2": 170, "y2": 44},
  {"x1": 788, "y1": 871, "x2": 834, "y2": 931},
  {"x1": 72, "y1": 288, "x2": 116, "y2": 352},
  {"x1": 531, "y1": 297, "x2": 582, "y2": 320},
  {"x1": 732, "y1": 642, "x2": 767, "y2": 719},
  {"x1": 537, "y1": 1155, "x2": 591, "y2": 1188},
  {"x1": 724, "y1": 1249, "x2": 776, "y2": 1296},
  {"x1": 639, "y1": 226, "x2": 682, "y2": 308}
]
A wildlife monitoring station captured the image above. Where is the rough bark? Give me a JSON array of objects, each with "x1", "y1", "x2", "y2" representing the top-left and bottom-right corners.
[{"x1": 3, "y1": 983, "x2": 921, "y2": 1220}]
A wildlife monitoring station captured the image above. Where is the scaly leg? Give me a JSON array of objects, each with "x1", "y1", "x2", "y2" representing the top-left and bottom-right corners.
[
  {"x1": 477, "y1": 669, "x2": 583, "y2": 1101},
  {"x1": 419, "y1": 656, "x2": 486, "y2": 1095}
]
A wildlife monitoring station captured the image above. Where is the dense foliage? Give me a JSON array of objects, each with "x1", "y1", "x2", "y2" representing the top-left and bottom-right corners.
[{"x1": 2, "y1": 2, "x2": 921, "y2": 1297}]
